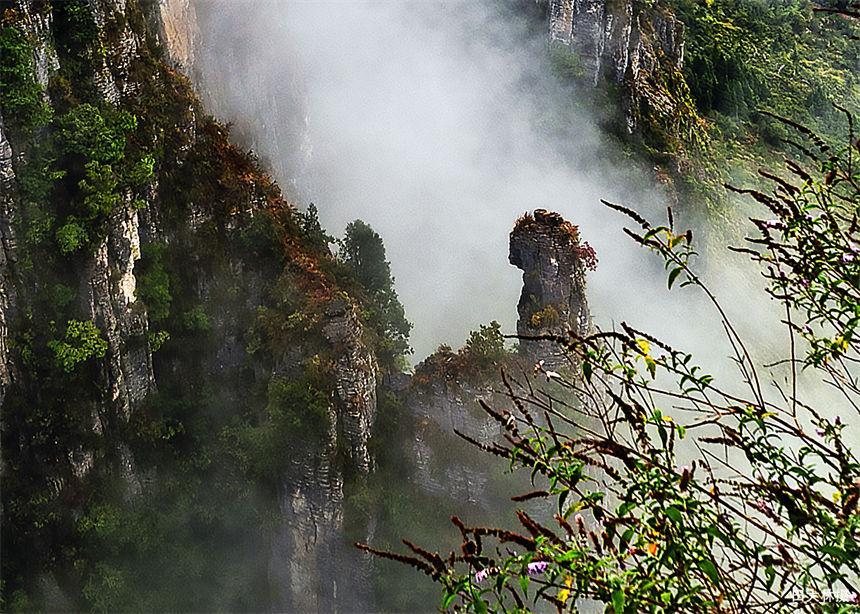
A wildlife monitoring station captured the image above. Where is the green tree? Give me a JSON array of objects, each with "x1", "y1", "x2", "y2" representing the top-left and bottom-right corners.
[
  {"x1": 341, "y1": 220, "x2": 393, "y2": 294},
  {"x1": 464, "y1": 321, "x2": 508, "y2": 372},
  {"x1": 341, "y1": 220, "x2": 412, "y2": 366},
  {"x1": 298, "y1": 202, "x2": 334, "y2": 250}
]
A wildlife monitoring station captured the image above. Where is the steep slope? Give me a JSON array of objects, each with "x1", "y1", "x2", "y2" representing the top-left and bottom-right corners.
[
  {"x1": 0, "y1": 0, "x2": 388, "y2": 609},
  {"x1": 542, "y1": 0, "x2": 703, "y2": 155},
  {"x1": 540, "y1": 0, "x2": 858, "y2": 207}
]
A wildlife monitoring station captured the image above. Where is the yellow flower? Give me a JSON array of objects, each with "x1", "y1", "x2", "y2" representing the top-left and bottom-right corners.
[{"x1": 558, "y1": 575, "x2": 574, "y2": 604}]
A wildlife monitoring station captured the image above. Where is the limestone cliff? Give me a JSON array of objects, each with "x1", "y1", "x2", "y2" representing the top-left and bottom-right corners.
[
  {"x1": 509, "y1": 209, "x2": 591, "y2": 368},
  {"x1": 541, "y1": 0, "x2": 699, "y2": 146},
  {"x1": 0, "y1": 0, "x2": 380, "y2": 608}
]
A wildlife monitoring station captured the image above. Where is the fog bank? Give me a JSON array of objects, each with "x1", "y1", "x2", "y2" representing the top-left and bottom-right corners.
[{"x1": 191, "y1": 0, "x2": 774, "y2": 379}]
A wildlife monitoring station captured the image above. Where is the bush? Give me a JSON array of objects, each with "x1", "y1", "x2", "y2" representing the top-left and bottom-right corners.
[
  {"x1": 180, "y1": 306, "x2": 210, "y2": 332},
  {"x1": 0, "y1": 26, "x2": 53, "y2": 135},
  {"x1": 55, "y1": 220, "x2": 88, "y2": 254},
  {"x1": 49, "y1": 319, "x2": 108, "y2": 372},
  {"x1": 266, "y1": 376, "x2": 331, "y2": 438},
  {"x1": 464, "y1": 320, "x2": 508, "y2": 371},
  {"x1": 58, "y1": 103, "x2": 135, "y2": 164},
  {"x1": 135, "y1": 244, "x2": 172, "y2": 322},
  {"x1": 52, "y1": 103, "x2": 152, "y2": 255}
]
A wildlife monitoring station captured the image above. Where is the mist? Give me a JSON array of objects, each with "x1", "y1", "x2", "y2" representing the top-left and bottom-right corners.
[
  {"x1": 188, "y1": 0, "x2": 852, "y2": 427},
  {"x1": 193, "y1": 1, "x2": 711, "y2": 356}
]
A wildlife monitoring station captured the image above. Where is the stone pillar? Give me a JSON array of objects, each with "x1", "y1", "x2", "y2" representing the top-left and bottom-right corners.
[{"x1": 509, "y1": 209, "x2": 591, "y2": 369}]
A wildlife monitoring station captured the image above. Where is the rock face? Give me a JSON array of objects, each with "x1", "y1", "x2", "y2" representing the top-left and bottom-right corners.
[
  {"x1": 268, "y1": 403, "x2": 375, "y2": 613},
  {"x1": 154, "y1": 0, "x2": 199, "y2": 70},
  {"x1": 509, "y1": 209, "x2": 590, "y2": 368},
  {"x1": 542, "y1": 0, "x2": 686, "y2": 132},
  {"x1": 1, "y1": 1, "x2": 381, "y2": 609},
  {"x1": 323, "y1": 299, "x2": 378, "y2": 473},
  {"x1": 0, "y1": 115, "x2": 18, "y2": 408}
]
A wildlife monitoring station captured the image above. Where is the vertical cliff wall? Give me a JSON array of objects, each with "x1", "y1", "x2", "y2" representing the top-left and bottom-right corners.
[
  {"x1": 541, "y1": 0, "x2": 699, "y2": 148},
  {"x1": 0, "y1": 0, "x2": 382, "y2": 608}
]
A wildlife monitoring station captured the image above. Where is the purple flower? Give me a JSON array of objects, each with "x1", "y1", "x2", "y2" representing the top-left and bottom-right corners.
[
  {"x1": 753, "y1": 499, "x2": 772, "y2": 514},
  {"x1": 526, "y1": 562, "x2": 549, "y2": 576},
  {"x1": 474, "y1": 566, "x2": 499, "y2": 583}
]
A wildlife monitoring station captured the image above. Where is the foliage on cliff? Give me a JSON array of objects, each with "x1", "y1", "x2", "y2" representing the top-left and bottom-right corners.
[
  {"x1": 339, "y1": 219, "x2": 412, "y2": 369},
  {"x1": 414, "y1": 321, "x2": 515, "y2": 389},
  {"x1": 549, "y1": 0, "x2": 859, "y2": 210},
  {"x1": 0, "y1": 0, "x2": 409, "y2": 610},
  {"x1": 668, "y1": 0, "x2": 857, "y2": 202}
]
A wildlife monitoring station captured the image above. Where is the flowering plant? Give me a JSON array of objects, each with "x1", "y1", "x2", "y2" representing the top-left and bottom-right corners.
[{"x1": 359, "y1": 115, "x2": 860, "y2": 612}]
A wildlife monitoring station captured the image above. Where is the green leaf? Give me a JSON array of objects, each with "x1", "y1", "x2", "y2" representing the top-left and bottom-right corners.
[
  {"x1": 612, "y1": 588, "x2": 625, "y2": 613},
  {"x1": 764, "y1": 565, "x2": 776, "y2": 590},
  {"x1": 441, "y1": 592, "x2": 457, "y2": 610},
  {"x1": 665, "y1": 506, "x2": 683, "y2": 524},
  {"x1": 697, "y1": 559, "x2": 720, "y2": 586},
  {"x1": 668, "y1": 267, "x2": 682, "y2": 289},
  {"x1": 821, "y1": 545, "x2": 847, "y2": 561},
  {"x1": 559, "y1": 489, "x2": 569, "y2": 514}
]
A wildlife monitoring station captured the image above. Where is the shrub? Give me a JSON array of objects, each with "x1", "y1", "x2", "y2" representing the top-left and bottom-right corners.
[
  {"x1": 52, "y1": 104, "x2": 152, "y2": 256},
  {"x1": 464, "y1": 320, "x2": 508, "y2": 371},
  {"x1": 57, "y1": 103, "x2": 135, "y2": 164},
  {"x1": 135, "y1": 245, "x2": 172, "y2": 322},
  {"x1": 180, "y1": 306, "x2": 210, "y2": 332},
  {"x1": 147, "y1": 330, "x2": 170, "y2": 352},
  {"x1": 79, "y1": 161, "x2": 121, "y2": 217},
  {"x1": 0, "y1": 26, "x2": 53, "y2": 135},
  {"x1": 549, "y1": 43, "x2": 585, "y2": 81},
  {"x1": 55, "y1": 220, "x2": 88, "y2": 254},
  {"x1": 528, "y1": 305, "x2": 561, "y2": 329},
  {"x1": 266, "y1": 376, "x2": 331, "y2": 438},
  {"x1": 49, "y1": 319, "x2": 108, "y2": 372}
]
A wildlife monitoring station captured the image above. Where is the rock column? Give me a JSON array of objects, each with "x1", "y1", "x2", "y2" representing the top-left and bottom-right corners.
[{"x1": 509, "y1": 209, "x2": 590, "y2": 368}]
